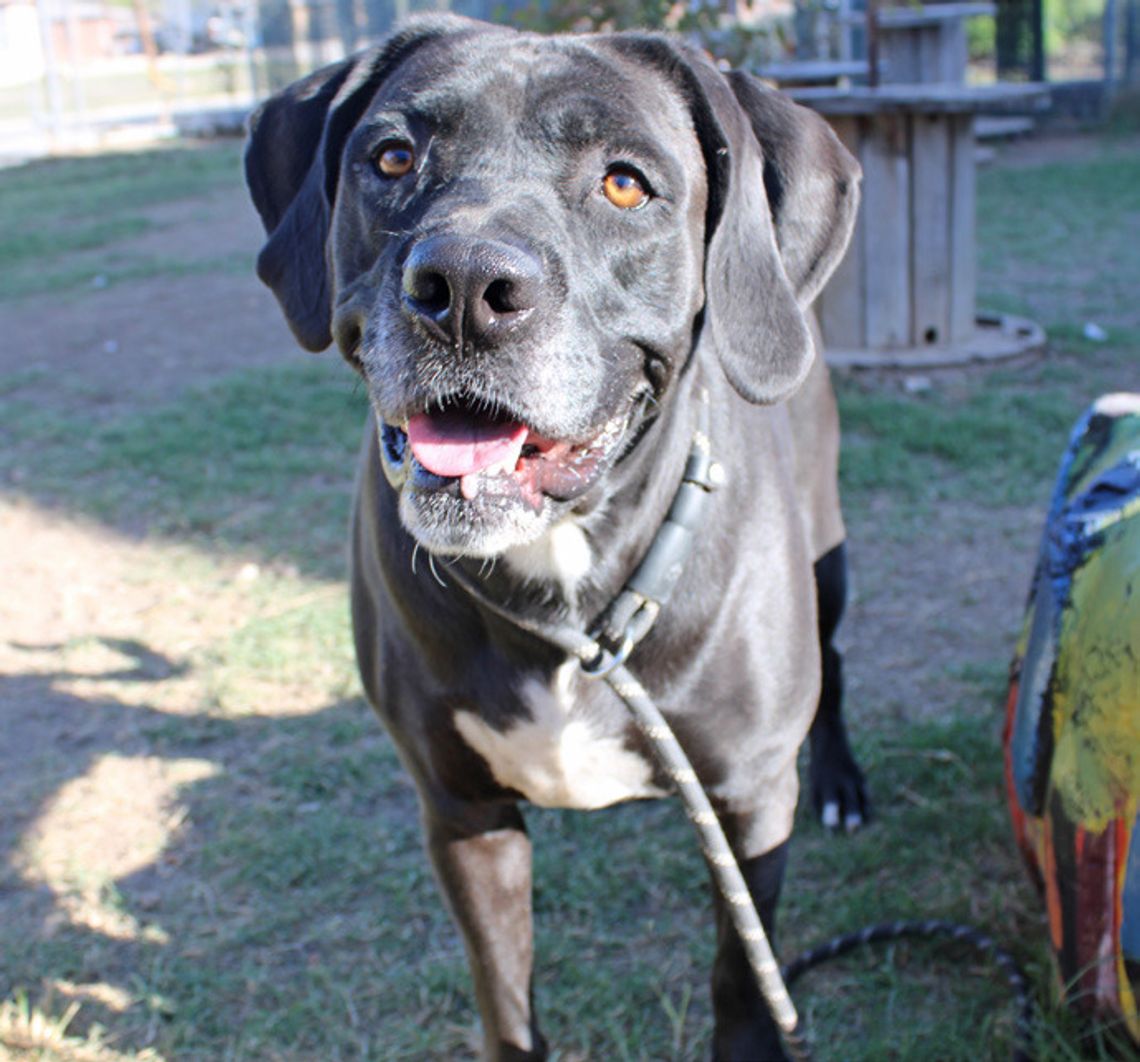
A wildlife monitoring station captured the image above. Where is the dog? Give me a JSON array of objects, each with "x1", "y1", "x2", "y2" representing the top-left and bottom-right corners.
[{"x1": 245, "y1": 16, "x2": 867, "y2": 1059}]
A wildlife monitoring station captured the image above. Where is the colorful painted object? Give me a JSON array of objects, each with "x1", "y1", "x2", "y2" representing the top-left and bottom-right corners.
[{"x1": 1004, "y1": 392, "x2": 1140, "y2": 1043}]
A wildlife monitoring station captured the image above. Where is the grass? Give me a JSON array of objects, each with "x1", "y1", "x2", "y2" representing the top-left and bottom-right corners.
[
  {"x1": 0, "y1": 143, "x2": 245, "y2": 300},
  {"x1": 0, "y1": 360, "x2": 368, "y2": 579},
  {"x1": 976, "y1": 147, "x2": 1140, "y2": 330},
  {"x1": 834, "y1": 142, "x2": 1140, "y2": 528},
  {"x1": 2, "y1": 135, "x2": 1139, "y2": 1060},
  {"x1": 836, "y1": 381, "x2": 1081, "y2": 505}
]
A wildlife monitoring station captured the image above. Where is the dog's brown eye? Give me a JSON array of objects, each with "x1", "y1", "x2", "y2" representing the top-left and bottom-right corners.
[
  {"x1": 603, "y1": 167, "x2": 649, "y2": 210},
  {"x1": 376, "y1": 142, "x2": 415, "y2": 179}
]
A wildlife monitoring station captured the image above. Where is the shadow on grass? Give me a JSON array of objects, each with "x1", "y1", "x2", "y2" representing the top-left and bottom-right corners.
[
  {"x1": 0, "y1": 637, "x2": 461, "y2": 1059},
  {"x1": 0, "y1": 633, "x2": 729, "y2": 1060},
  {"x1": 1, "y1": 635, "x2": 1088, "y2": 1061}
]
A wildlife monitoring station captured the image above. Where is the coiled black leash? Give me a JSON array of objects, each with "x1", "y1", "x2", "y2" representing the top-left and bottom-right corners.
[{"x1": 781, "y1": 919, "x2": 1034, "y2": 1061}]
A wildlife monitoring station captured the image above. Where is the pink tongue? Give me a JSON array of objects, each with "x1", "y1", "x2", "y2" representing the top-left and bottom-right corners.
[{"x1": 406, "y1": 411, "x2": 528, "y2": 478}]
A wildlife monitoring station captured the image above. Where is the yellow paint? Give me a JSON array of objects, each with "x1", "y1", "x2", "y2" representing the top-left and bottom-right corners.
[{"x1": 1050, "y1": 518, "x2": 1140, "y2": 831}]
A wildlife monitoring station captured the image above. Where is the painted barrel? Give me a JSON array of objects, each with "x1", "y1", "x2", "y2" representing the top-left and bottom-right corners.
[{"x1": 1004, "y1": 392, "x2": 1140, "y2": 1044}]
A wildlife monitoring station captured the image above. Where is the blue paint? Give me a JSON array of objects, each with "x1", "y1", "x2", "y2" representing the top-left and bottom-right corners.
[
  {"x1": 1123, "y1": 806, "x2": 1140, "y2": 962},
  {"x1": 1011, "y1": 563, "x2": 1055, "y2": 815}
]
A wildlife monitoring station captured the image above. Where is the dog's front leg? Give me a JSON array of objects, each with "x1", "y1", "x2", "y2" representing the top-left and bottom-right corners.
[
  {"x1": 708, "y1": 839, "x2": 790, "y2": 1062},
  {"x1": 425, "y1": 801, "x2": 547, "y2": 1062}
]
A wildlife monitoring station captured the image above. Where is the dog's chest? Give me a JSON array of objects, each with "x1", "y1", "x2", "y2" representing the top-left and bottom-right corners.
[{"x1": 453, "y1": 661, "x2": 664, "y2": 810}]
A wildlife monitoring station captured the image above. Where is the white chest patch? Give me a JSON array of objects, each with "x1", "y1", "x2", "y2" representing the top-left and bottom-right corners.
[
  {"x1": 453, "y1": 661, "x2": 663, "y2": 810},
  {"x1": 503, "y1": 520, "x2": 593, "y2": 598}
]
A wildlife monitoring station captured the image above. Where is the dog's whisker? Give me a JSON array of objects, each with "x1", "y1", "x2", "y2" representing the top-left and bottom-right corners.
[
  {"x1": 427, "y1": 552, "x2": 448, "y2": 588},
  {"x1": 411, "y1": 542, "x2": 421, "y2": 576}
]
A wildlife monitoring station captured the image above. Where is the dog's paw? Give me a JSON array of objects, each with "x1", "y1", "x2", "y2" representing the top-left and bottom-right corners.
[{"x1": 808, "y1": 720, "x2": 870, "y2": 833}]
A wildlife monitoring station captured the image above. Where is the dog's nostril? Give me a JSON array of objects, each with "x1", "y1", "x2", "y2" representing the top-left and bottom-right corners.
[
  {"x1": 484, "y1": 279, "x2": 519, "y2": 316},
  {"x1": 404, "y1": 269, "x2": 451, "y2": 315}
]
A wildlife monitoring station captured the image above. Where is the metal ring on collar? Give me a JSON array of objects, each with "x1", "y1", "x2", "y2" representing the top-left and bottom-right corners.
[{"x1": 579, "y1": 633, "x2": 635, "y2": 678}]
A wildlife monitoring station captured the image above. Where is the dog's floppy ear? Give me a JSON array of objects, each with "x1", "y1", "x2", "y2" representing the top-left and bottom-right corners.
[
  {"x1": 244, "y1": 16, "x2": 475, "y2": 351},
  {"x1": 609, "y1": 38, "x2": 858, "y2": 404},
  {"x1": 723, "y1": 70, "x2": 861, "y2": 308},
  {"x1": 694, "y1": 64, "x2": 859, "y2": 404}
]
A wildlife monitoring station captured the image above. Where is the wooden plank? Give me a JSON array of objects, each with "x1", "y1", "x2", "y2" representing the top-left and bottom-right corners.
[
  {"x1": 940, "y1": 21, "x2": 969, "y2": 82},
  {"x1": 915, "y1": 27, "x2": 939, "y2": 82},
  {"x1": 790, "y1": 82, "x2": 1050, "y2": 115},
  {"x1": 756, "y1": 60, "x2": 870, "y2": 84},
  {"x1": 876, "y1": 2, "x2": 995, "y2": 28},
  {"x1": 861, "y1": 114, "x2": 911, "y2": 349},
  {"x1": 910, "y1": 114, "x2": 952, "y2": 347},
  {"x1": 975, "y1": 115, "x2": 1036, "y2": 139},
  {"x1": 817, "y1": 115, "x2": 866, "y2": 348},
  {"x1": 949, "y1": 113, "x2": 977, "y2": 342},
  {"x1": 880, "y1": 28, "x2": 921, "y2": 83}
]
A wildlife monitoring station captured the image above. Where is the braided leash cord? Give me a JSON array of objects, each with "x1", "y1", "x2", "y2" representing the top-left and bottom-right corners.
[
  {"x1": 781, "y1": 919, "x2": 1033, "y2": 1062},
  {"x1": 574, "y1": 648, "x2": 810, "y2": 1060},
  {"x1": 442, "y1": 567, "x2": 812, "y2": 1061}
]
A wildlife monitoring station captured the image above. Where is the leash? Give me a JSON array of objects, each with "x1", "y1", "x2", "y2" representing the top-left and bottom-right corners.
[
  {"x1": 444, "y1": 390, "x2": 1031, "y2": 1061},
  {"x1": 780, "y1": 919, "x2": 1034, "y2": 1061}
]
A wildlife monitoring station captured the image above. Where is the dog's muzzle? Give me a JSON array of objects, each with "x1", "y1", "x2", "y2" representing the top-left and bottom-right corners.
[{"x1": 379, "y1": 401, "x2": 627, "y2": 510}]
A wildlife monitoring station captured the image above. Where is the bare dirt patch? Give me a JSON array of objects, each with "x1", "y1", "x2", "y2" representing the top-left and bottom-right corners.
[
  {"x1": 842, "y1": 495, "x2": 1039, "y2": 721},
  {"x1": 3, "y1": 187, "x2": 305, "y2": 417}
]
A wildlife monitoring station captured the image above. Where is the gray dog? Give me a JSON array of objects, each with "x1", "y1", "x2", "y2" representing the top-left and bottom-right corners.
[{"x1": 245, "y1": 16, "x2": 866, "y2": 1059}]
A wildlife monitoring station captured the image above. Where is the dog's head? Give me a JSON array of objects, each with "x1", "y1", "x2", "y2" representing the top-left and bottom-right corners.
[{"x1": 246, "y1": 16, "x2": 859, "y2": 558}]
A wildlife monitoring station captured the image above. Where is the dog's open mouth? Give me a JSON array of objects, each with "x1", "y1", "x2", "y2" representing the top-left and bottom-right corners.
[{"x1": 380, "y1": 399, "x2": 626, "y2": 511}]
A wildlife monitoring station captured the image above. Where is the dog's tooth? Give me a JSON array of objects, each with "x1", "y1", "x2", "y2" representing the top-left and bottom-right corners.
[{"x1": 460, "y1": 474, "x2": 480, "y2": 500}]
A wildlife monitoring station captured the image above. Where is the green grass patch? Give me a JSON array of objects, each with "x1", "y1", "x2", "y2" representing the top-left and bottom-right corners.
[
  {"x1": 0, "y1": 142, "x2": 244, "y2": 300},
  {"x1": 976, "y1": 150, "x2": 1140, "y2": 330},
  {"x1": 0, "y1": 142, "x2": 242, "y2": 221},
  {"x1": 836, "y1": 381, "x2": 1079, "y2": 506},
  {"x1": 1, "y1": 249, "x2": 252, "y2": 301},
  {"x1": 977, "y1": 154, "x2": 1140, "y2": 274},
  {"x1": 1, "y1": 360, "x2": 368, "y2": 577}
]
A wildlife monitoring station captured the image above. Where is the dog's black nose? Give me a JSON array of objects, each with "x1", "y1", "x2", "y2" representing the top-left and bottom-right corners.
[{"x1": 401, "y1": 236, "x2": 543, "y2": 348}]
